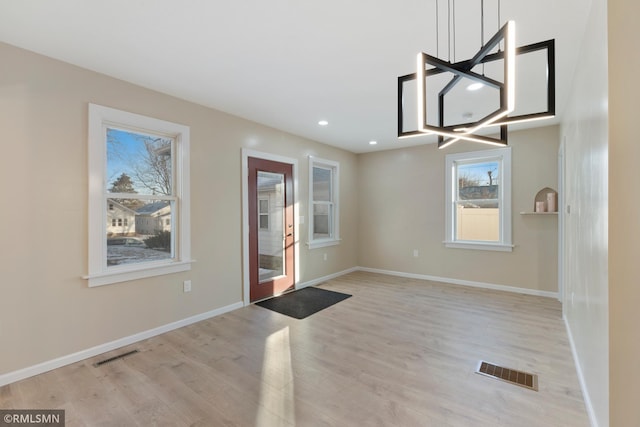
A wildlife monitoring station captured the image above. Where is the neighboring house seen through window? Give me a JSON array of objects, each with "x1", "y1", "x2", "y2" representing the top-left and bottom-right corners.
[
  {"x1": 258, "y1": 198, "x2": 269, "y2": 230},
  {"x1": 444, "y1": 147, "x2": 512, "y2": 252},
  {"x1": 308, "y1": 156, "x2": 340, "y2": 249},
  {"x1": 86, "y1": 104, "x2": 192, "y2": 286}
]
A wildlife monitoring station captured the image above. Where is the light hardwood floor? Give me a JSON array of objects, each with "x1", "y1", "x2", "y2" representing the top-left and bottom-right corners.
[{"x1": 0, "y1": 272, "x2": 589, "y2": 426}]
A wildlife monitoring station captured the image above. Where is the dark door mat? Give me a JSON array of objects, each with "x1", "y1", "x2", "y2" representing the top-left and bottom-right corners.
[{"x1": 255, "y1": 287, "x2": 352, "y2": 319}]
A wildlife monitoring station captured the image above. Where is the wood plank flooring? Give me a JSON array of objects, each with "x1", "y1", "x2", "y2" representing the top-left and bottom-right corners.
[{"x1": 0, "y1": 272, "x2": 590, "y2": 426}]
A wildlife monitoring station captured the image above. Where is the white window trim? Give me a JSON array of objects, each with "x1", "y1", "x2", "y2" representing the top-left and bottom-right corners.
[
  {"x1": 444, "y1": 147, "x2": 513, "y2": 252},
  {"x1": 308, "y1": 156, "x2": 340, "y2": 249},
  {"x1": 84, "y1": 104, "x2": 192, "y2": 287}
]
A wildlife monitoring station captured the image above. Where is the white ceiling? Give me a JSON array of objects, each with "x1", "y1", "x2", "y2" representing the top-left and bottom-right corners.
[{"x1": 0, "y1": 0, "x2": 590, "y2": 153}]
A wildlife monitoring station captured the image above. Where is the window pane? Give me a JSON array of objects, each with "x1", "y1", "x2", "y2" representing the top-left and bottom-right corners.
[
  {"x1": 455, "y1": 203, "x2": 500, "y2": 241},
  {"x1": 313, "y1": 167, "x2": 332, "y2": 202},
  {"x1": 313, "y1": 203, "x2": 332, "y2": 239},
  {"x1": 455, "y1": 160, "x2": 500, "y2": 241},
  {"x1": 457, "y1": 161, "x2": 499, "y2": 201},
  {"x1": 257, "y1": 171, "x2": 285, "y2": 282},
  {"x1": 107, "y1": 128, "x2": 173, "y2": 196},
  {"x1": 106, "y1": 198, "x2": 173, "y2": 267},
  {"x1": 259, "y1": 199, "x2": 269, "y2": 213}
]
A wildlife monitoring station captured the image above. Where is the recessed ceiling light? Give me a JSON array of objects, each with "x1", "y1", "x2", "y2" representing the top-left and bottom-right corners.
[
  {"x1": 369, "y1": 140, "x2": 378, "y2": 145},
  {"x1": 318, "y1": 120, "x2": 329, "y2": 126},
  {"x1": 467, "y1": 82, "x2": 484, "y2": 91}
]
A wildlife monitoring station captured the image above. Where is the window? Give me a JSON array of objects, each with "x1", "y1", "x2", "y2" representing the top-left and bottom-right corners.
[
  {"x1": 444, "y1": 147, "x2": 512, "y2": 251},
  {"x1": 86, "y1": 104, "x2": 191, "y2": 286},
  {"x1": 258, "y1": 198, "x2": 269, "y2": 230},
  {"x1": 308, "y1": 157, "x2": 340, "y2": 249}
]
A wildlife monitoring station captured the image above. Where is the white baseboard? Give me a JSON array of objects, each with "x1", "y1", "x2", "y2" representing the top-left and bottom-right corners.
[
  {"x1": 564, "y1": 315, "x2": 600, "y2": 427},
  {"x1": 357, "y1": 267, "x2": 559, "y2": 299},
  {"x1": 0, "y1": 301, "x2": 243, "y2": 387},
  {"x1": 296, "y1": 267, "x2": 360, "y2": 290}
]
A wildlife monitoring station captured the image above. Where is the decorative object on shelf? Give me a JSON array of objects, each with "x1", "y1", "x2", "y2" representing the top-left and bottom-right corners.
[
  {"x1": 532, "y1": 187, "x2": 557, "y2": 213},
  {"x1": 546, "y1": 191, "x2": 557, "y2": 212},
  {"x1": 397, "y1": 0, "x2": 556, "y2": 149}
]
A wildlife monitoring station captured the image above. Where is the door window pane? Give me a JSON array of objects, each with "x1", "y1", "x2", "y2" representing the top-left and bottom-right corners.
[{"x1": 257, "y1": 172, "x2": 285, "y2": 282}]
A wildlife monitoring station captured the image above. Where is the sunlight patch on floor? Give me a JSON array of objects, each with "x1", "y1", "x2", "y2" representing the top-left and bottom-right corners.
[{"x1": 256, "y1": 326, "x2": 295, "y2": 426}]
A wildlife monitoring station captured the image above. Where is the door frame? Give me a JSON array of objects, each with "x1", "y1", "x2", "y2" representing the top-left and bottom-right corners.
[
  {"x1": 242, "y1": 149, "x2": 299, "y2": 306},
  {"x1": 558, "y1": 138, "x2": 566, "y2": 304}
]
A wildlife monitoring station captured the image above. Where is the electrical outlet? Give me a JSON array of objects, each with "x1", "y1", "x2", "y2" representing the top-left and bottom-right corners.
[
  {"x1": 413, "y1": 249, "x2": 419, "y2": 258},
  {"x1": 183, "y1": 280, "x2": 192, "y2": 293},
  {"x1": 323, "y1": 253, "x2": 328, "y2": 261}
]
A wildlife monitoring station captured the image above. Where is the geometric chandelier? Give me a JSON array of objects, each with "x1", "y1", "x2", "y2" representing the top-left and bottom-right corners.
[
  {"x1": 398, "y1": 11, "x2": 555, "y2": 149},
  {"x1": 417, "y1": 20, "x2": 515, "y2": 148}
]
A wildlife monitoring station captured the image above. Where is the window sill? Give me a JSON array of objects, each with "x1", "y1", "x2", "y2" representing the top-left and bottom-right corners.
[
  {"x1": 519, "y1": 212, "x2": 558, "y2": 215},
  {"x1": 307, "y1": 239, "x2": 341, "y2": 250},
  {"x1": 84, "y1": 259, "x2": 195, "y2": 287},
  {"x1": 443, "y1": 241, "x2": 514, "y2": 252}
]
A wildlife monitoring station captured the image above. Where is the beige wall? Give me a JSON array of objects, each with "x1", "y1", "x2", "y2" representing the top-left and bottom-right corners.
[
  {"x1": 560, "y1": 0, "x2": 610, "y2": 425},
  {"x1": 0, "y1": 42, "x2": 358, "y2": 374},
  {"x1": 609, "y1": 0, "x2": 640, "y2": 426},
  {"x1": 4, "y1": 10, "x2": 634, "y2": 424},
  {"x1": 357, "y1": 125, "x2": 559, "y2": 294}
]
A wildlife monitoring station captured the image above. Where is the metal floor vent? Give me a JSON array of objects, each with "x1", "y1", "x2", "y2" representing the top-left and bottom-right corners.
[
  {"x1": 476, "y1": 361, "x2": 538, "y2": 391},
  {"x1": 93, "y1": 350, "x2": 139, "y2": 367}
]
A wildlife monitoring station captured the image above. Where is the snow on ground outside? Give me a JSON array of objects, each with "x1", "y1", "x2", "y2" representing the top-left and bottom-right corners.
[{"x1": 107, "y1": 246, "x2": 171, "y2": 266}]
